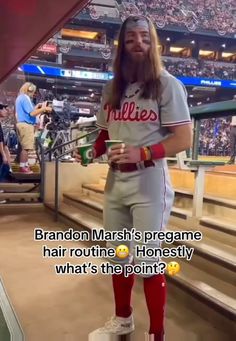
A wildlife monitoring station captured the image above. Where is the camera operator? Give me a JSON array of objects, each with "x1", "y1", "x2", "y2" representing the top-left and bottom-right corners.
[{"x1": 15, "y1": 82, "x2": 52, "y2": 174}]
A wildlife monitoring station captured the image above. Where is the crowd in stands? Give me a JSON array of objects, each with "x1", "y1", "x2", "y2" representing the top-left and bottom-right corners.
[
  {"x1": 55, "y1": 37, "x2": 236, "y2": 80},
  {"x1": 51, "y1": 35, "x2": 236, "y2": 81},
  {"x1": 66, "y1": 49, "x2": 236, "y2": 80},
  {"x1": 117, "y1": 0, "x2": 235, "y2": 35},
  {"x1": 163, "y1": 58, "x2": 236, "y2": 80},
  {"x1": 199, "y1": 117, "x2": 231, "y2": 156}
]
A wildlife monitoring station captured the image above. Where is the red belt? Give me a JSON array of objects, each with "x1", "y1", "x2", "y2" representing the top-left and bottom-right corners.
[{"x1": 110, "y1": 160, "x2": 155, "y2": 172}]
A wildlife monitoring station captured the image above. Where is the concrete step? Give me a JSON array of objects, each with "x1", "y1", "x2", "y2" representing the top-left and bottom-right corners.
[
  {"x1": 100, "y1": 175, "x2": 236, "y2": 204},
  {"x1": 46, "y1": 202, "x2": 103, "y2": 235},
  {"x1": 82, "y1": 183, "x2": 105, "y2": 201},
  {"x1": 166, "y1": 280, "x2": 236, "y2": 338},
  {"x1": 166, "y1": 260, "x2": 236, "y2": 326},
  {"x1": 63, "y1": 193, "x2": 235, "y2": 247},
  {"x1": 197, "y1": 222, "x2": 236, "y2": 248},
  {"x1": 101, "y1": 174, "x2": 236, "y2": 220},
  {"x1": 202, "y1": 201, "x2": 236, "y2": 223},
  {"x1": 169, "y1": 212, "x2": 236, "y2": 248},
  {"x1": 65, "y1": 191, "x2": 235, "y2": 246},
  {"x1": 63, "y1": 193, "x2": 103, "y2": 219},
  {"x1": 0, "y1": 192, "x2": 40, "y2": 202},
  {"x1": 204, "y1": 195, "x2": 236, "y2": 208},
  {"x1": 174, "y1": 188, "x2": 236, "y2": 221},
  {"x1": 63, "y1": 193, "x2": 236, "y2": 284},
  {"x1": 81, "y1": 183, "x2": 193, "y2": 219},
  {"x1": 84, "y1": 181, "x2": 236, "y2": 207},
  {"x1": 168, "y1": 224, "x2": 236, "y2": 286},
  {"x1": 170, "y1": 207, "x2": 192, "y2": 219},
  {"x1": 100, "y1": 177, "x2": 236, "y2": 225},
  {"x1": 0, "y1": 183, "x2": 39, "y2": 192},
  {"x1": 200, "y1": 216, "x2": 236, "y2": 236},
  {"x1": 0, "y1": 202, "x2": 44, "y2": 212},
  {"x1": 81, "y1": 182, "x2": 236, "y2": 241},
  {"x1": 47, "y1": 201, "x2": 236, "y2": 328},
  {"x1": 64, "y1": 193, "x2": 192, "y2": 222}
]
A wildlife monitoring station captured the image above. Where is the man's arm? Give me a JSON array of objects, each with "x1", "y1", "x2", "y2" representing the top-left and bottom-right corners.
[
  {"x1": 93, "y1": 129, "x2": 109, "y2": 158},
  {"x1": 160, "y1": 123, "x2": 192, "y2": 156},
  {"x1": 21, "y1": 95, "x2": 52, "y2": 117},
  {"x1": 139, "y1": 123, "x2": 192, "y2": 161},
  {"x1": 30, "y1": 106, "x2": 52, "y2": 117}
]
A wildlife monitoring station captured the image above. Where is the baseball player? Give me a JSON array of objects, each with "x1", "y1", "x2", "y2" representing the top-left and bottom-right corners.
[{"x1": 76, "y1": 15, "x2": 192, "y2": 341}]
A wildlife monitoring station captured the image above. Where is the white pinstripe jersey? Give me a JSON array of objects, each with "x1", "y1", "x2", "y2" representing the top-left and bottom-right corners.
[{"x1": 96, "y1": 69, "x2": 191, "y2": 147}]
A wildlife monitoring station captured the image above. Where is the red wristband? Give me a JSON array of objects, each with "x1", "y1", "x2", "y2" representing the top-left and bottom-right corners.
[{"x1": 149, "y1": 143, "x2": 165, "y2": 159}]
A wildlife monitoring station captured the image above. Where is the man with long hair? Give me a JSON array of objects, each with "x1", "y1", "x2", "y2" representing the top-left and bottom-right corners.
[{"x1": 76, "y1": 15, "x2": 192, "y2": 341}]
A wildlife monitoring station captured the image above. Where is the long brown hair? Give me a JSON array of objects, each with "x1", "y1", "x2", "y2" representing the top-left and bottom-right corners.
[{"x1": 109, "y1": 16, "x2": 163, "y2": 109}]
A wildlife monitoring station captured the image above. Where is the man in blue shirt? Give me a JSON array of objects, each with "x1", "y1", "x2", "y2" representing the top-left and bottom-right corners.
[{"x1": 15, "y1": 82, "x2": 52, "y2": 173}]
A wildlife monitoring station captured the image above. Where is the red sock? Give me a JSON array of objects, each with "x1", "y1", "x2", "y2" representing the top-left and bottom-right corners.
[
  {"x1": 143, "y1": 274, "x2": 166, "y2": 336},
  {"x1": 112, "y1": 273, "x2": 135, "y2": 318}
]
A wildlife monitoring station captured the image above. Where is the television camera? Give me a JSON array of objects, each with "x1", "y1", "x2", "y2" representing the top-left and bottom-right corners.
[{"x1": 40, "y1": 100, "x2": 71, "y2": 131}]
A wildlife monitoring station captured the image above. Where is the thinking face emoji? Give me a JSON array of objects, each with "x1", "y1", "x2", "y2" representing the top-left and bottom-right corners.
[
  {"x1": 167, "y1": 261, "x2": 180, "y2": 276},
  {"x1": 116, "y1": 245, "x2": 129, "y2": 259}
]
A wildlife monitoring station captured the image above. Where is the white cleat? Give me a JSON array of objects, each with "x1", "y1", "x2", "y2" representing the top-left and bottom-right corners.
[{"x1": 89, "y1": 315, "x2": 134, "y2": 340}]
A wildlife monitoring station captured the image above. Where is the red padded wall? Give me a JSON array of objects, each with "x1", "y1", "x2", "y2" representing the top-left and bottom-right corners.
[{"x1": 0, "y1": 0, "x2": 90, "y2": 83}]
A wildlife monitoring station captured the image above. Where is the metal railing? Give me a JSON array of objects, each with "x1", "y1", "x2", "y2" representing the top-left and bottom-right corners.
[
  {"x1": 37, "y1": 141, "x2": 45, "y2": 202},
  {"x1": 38, "y1": 127, "x2": 99, "y2": 220}
]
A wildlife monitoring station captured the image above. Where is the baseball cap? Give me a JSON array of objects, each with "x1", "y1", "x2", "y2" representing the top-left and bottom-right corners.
[{"x1": 0, "y1": 104, "x2": 8, "y2": 110}]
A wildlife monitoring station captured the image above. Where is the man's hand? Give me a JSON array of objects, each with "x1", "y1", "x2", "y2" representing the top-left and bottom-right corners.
[
  {"x1": 73, "y1": 148, "x2": 96, "y2": 163},
  {"x1": 44, "y1": 106, "x2": 52, "y2": 113},
  {"x1": 73, "y1": 150, "x2": 82, "y2": 163},
  {"x1": 108, "y1": 144, "x2": 141, "y2": 164},
  {"x1": 35, "y1": 103, "x2": 42, "y2": 110}
]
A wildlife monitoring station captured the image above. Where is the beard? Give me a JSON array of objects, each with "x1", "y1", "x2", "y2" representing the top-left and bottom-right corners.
[{"x1": 121, "y1": 51, "x2": 151, "y2": 83}]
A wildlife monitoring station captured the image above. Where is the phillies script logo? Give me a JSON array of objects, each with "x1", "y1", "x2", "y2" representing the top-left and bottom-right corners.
[{"x1": 104, "y1": 101, "x2": 159, "y2": 123}]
